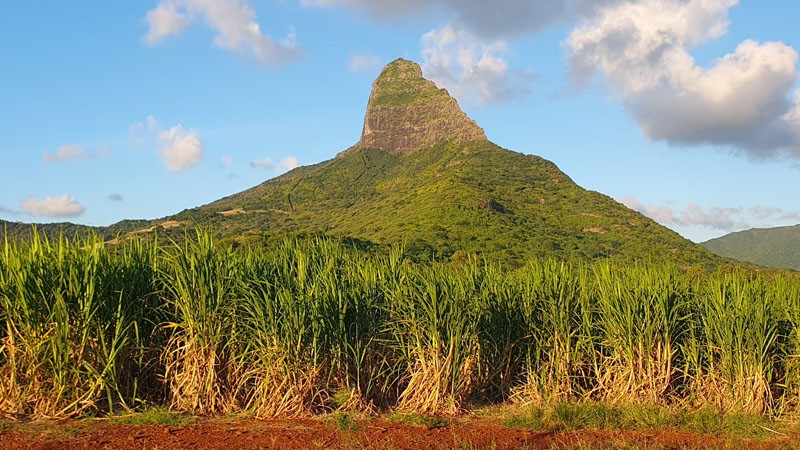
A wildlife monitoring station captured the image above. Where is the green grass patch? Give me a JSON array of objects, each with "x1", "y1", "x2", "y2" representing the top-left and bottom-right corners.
[
  {"x1": 503, "y1": 402, "x2": 630, "y2": 431},
  {"x1": 674, "y1": 408, "x2": 779, "y2": 438},
  {"x1": 329, "y1": 412, "x2": 359, "y2": 433},
  {"x1": 500, "y1": 402, "x2": 783, "y2": 439},
  {"x1": 9, "y1": 421, "x2": 87, "y2": 440},
  {"x1": 551, "y1": 402, "x2": 624, "y2": 430},
  {"x1": 109, "y1": 407, "x2": 197, "y2": 426},
  {"x1": 385, "y1": 412, "x2": 450, "y2": 429},
  {"x1": 503, "y1": 402, "x2": 644, "y2": 431}
]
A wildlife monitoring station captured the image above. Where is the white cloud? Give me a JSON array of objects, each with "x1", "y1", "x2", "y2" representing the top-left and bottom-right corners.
[
  {"x1": 131, "y1": 116, "x2": 205, "y2": 172},
  {"x1": 250, "y1": 156, "x2": 300, "y2": 172},
  {"x1": 421, "y1": 23, "x2": 532, "y2": 105},
  {"x1": 144, "y1": 0, "x2": 301, "y2": 66},
  {"x1": 680, "y1": 203, "x2": 746, "y2": 230},
  {"x1": 619, "y1": 196, "x2": 678, "y2": 225},
  {"x1": 158, "y1": 125, "x2": 204, "y2": 172},
  {"x1": 622, "y1": 197, "x2": 800, "y2": 233},
  {"x1": 618, "y1": 196, "x2": 800, "y2": 232},
  {"x1": 144, "y1": 2, "x2": 190, "y2": 44},
  {"x1": 43, "y1": 144, "x2": 110, "y2": 164},
  {"x1": 249, "y1": 158, "x2": 275, "y2": 170},
  {"x1": 567, "y1": 0, "x2": 800, "y2": 158},
  {"x1": 43, "y1": 144, "x2": 94, "y2": 163},
  {"x1": 281, "y1": 156, "x2": 300, "y2": 170},
  {"x1": 749, "y1": 205, "x2": 800, "y2": 222},
  {"x1": 348, "y1": 52, "x2": 383, "y2": 72},
  {"x1": 20, "y1": 195, "x2": 86, "y2": 218}
]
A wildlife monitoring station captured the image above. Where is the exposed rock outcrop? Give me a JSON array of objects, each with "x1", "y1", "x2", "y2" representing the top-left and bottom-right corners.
[{"x1": 352, "y1": 58, "x2": 486, "y2": 155}]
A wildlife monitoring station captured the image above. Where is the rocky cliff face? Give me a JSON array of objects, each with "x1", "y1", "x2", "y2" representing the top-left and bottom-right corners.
[{"x1": 353, "y1": 58, "x2": 486, "y2": 155}]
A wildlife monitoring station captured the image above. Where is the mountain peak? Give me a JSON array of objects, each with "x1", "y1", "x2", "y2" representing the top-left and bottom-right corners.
[{"x1": 355, "y1": 58, "x2": 486, "y2": 155}]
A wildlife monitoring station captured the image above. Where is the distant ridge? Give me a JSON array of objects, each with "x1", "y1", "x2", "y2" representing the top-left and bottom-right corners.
[{"x1": 702, "y1": 224, "x2": 800, "y2": 270}]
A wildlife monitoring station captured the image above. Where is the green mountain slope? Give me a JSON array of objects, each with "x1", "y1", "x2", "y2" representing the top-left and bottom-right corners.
[
  {"x1": 2, "y1": 58, "x2": 721, "y2": 267},
  {"x1": 702, "y1": 225, "x2": 800, "y2": 270},
  {"x1": 174, "y1": 139, "x2": 715, "y2": 265}
]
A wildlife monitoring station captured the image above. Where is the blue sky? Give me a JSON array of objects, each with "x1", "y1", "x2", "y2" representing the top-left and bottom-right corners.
[{"x1": 2, "y1": 0, "x2": 800, "y2": 243}]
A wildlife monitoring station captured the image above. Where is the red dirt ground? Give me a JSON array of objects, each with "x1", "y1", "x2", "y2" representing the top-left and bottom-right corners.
[{"x1": 1, "y1": 417, "x2": 798, "y2": 450}]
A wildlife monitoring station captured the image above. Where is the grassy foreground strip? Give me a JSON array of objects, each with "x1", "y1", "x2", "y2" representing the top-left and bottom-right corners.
[
  {"x1": 2, "y1": 231, "x2": 800, "y2": 422},
  {"x1": 492, "y1": 402, "x2": 785, "y2": 438}
]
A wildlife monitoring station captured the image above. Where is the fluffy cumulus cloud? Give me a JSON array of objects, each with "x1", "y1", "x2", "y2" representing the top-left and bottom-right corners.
[
  {"x1": 144, "y1": 2, "x2": 190, "y2": 43},
  {"x1": 144, "y1": 0, "x2": 301, "y2": 66},
  {"x1": 567, "y1": 0, "x2": 800, "y2": 158},
  {"x1": 20, "y1": 195, "x2": 86, "y2": 218},
  {"x1": 158, "y1": 125, "x2": 204, "y2": 173},
  {"x1": 130, "y1": 116, "x2": 205, "y2": 172},
  {"x1": 621, "y1": 196, "x2": 800, "y2": 232},
  {"x1": 421, "y1": 23, "x2": 532, "y2": 105}
]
